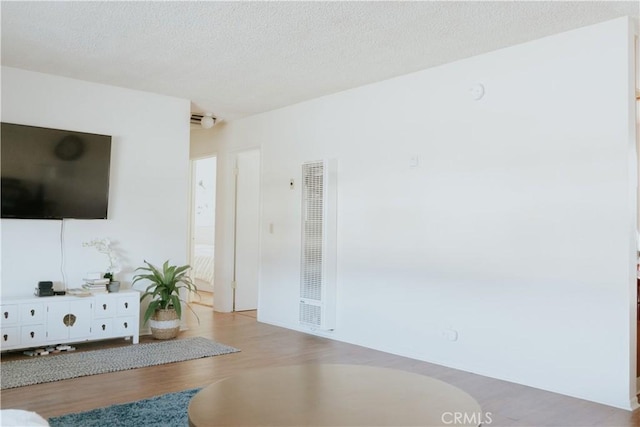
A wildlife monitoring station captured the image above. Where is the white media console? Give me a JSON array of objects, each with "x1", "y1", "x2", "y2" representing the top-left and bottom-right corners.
[{"x1": 0, "y1": 290, "x2": 140, "y2": 352}]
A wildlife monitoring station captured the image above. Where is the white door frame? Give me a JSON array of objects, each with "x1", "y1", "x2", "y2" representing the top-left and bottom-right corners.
[{"x1": 232, "y1": 148, "x2": 261, "y2": 312}]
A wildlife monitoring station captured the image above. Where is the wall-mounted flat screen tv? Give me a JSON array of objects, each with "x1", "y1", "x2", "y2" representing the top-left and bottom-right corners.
[{"x1": 1, "y1": 122, "x2": 112, "y2": 220}]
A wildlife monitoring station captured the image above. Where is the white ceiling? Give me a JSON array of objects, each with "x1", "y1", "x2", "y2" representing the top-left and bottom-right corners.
[{"x1": 1, "y1": 1, "x2": 638, "y2": 123}]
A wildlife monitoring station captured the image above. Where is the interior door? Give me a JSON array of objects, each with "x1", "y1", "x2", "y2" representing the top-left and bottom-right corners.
[{"x1": 234, "y1": 149, "x2": 260, "y2": 311}]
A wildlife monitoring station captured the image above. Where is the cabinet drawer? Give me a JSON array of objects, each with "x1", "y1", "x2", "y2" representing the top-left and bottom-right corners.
[
  {"x1": 1, "y1": 305, "x2": 18, "y2": 326},
  {"x1": 93, "y1": 318, "x2": 114, "y2": 339},
  {"x1": 94, "y1": 295, "x2": 116, "y2": 318},
  {"x1": 20, "y1": 303, "x2": 44, "y2": 324},
  {"x1": 114, "y1": 316, "x2": 137, "y2": 336},
  {"x1": 21, "y1": 324, "x2": 45, "y2": 346},
  {"x1": 1, "y1": 326, "x2": 19, "y2": 348},
  {"x1": 117, "y1": 295, "x2": 138, "y2": 316}
]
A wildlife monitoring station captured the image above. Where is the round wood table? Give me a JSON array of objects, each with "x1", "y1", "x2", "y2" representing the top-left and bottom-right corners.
[{"x1": 188, "y1": 364, "x2": 482, "y2": 426}]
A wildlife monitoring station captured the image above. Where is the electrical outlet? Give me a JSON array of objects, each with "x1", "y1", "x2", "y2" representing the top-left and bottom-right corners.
[{"x1": 443, "y1": 329, "x2": 458, "y2": 341}]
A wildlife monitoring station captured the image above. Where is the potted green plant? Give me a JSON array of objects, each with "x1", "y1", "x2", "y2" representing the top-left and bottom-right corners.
[{"x1": 132, "y1": 260, "x2": 198, "y2": 340}]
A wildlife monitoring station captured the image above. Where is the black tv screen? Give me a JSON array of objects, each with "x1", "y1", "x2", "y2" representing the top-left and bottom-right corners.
[{"x1": 1, "y1": 123, "x2": 112, "y2": 219}]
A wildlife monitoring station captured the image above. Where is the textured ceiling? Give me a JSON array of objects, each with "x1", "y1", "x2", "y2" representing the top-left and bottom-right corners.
[{"x1": 1, "y1": 1, "x2": 638, "y2": 122}]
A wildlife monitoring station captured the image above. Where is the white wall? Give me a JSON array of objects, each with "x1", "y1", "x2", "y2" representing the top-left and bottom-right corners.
[
  {"x1": 1, "y1": 68, "x2": 191, "y2": 307},
  {"x1": 207, "y1": 18, "x2": 638, "y2": 409},
  {"x1": 190, "y1": 127, "x2": 218, "y2": 159}
]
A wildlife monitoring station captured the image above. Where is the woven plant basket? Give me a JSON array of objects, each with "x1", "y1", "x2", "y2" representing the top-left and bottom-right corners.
[{"x1": 149, "y1": 308, "x2": 180, "y2": 340}]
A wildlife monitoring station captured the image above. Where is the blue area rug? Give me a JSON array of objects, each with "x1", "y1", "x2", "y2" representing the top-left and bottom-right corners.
[{"x1": 48, "y1": 388, "x2": 201, "y2": 427}]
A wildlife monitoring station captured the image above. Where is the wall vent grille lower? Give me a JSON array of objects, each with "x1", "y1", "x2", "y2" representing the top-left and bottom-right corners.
[{"x1": 299, "y1": 301, "x2": 322, "y2": 326}]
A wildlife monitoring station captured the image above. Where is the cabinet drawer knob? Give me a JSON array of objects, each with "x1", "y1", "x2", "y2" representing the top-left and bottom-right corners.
[
  {"x1": 3, "y1": 334, "x2": 7, "y2": 341},
  {"x1": 124, "y1": 302, "x2": 129, "y2": 309},
  {"x1": 30, "y1": 331, "x2": 35, "y2": 338},
  {"x1": 103, "y1": 304, "x2": 107, "y2": 310},
  {"x1": 102, "y1": 324, "x2": 106, "y2": 331},
  {"x1": 123, "y1": 322, "x2": 128, "y2": 329},
  {"x1": 3, "y1": 312, "x2": 8, "y2": 319},
  {"x1": 30, "y1": 309, "x2": 35, "y2": 316}
]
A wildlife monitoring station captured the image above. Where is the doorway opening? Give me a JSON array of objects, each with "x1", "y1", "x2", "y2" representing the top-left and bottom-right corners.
[{"x1": 190, "y1": 156, "x2": 217, "y2": 308}]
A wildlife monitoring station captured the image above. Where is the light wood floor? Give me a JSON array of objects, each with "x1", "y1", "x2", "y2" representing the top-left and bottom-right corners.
[
  {"x1": 191, "y1": 290, "x2": 214, "y2": 307},
  {"x1": 1, "y1": 304, "x2": 639, "y2": 426}
]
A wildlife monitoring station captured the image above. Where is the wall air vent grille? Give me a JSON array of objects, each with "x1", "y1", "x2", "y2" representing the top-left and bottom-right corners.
[
  {"x1": 190, "y1": 114, "x2": 205, "y2": 124},
  {"x1": 190, "y1": 113, "x2": 217, "y2": 125},
  {"x1": 301, "y1": 162, "x2": 324, "y2": 302},
  {"x1": 299, "y1": 160, "x2": 337, "y2": 330}
]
